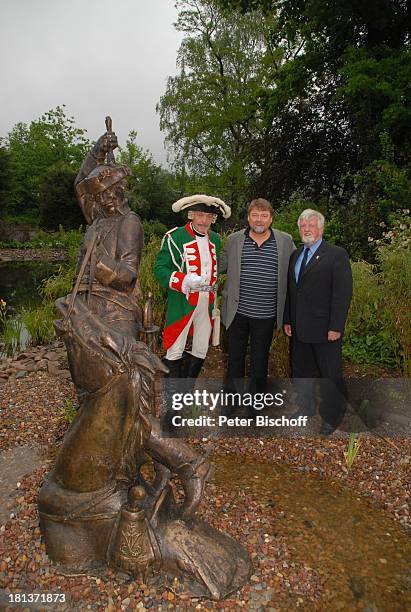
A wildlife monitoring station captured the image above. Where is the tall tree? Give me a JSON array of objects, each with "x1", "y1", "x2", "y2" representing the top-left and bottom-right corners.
[
  {"x1": 38, "y1": 162, "x2": 84, "y2": 231},
  {"x1": 0, "y1": 141, "x2": 14, "y2": 217},
  {"x1": 158, "y1": 0, "x2": 280, "y2": 213},
  {"x1": 216, "y1": 0, "x2": 409, "y2": 191},
  {"x1": 117, "y1": 131, "x2": 178, "y2": 227},
  {"x1": 6, "y1": 106, "x2": 90, "y2": 219},
  {"x1": 218, "y1": 0, "x2": 410, "y2": 259}
]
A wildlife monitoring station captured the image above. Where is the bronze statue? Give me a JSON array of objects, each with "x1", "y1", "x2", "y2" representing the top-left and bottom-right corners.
[{"x1": 38, "y1": 119, "x2": 251, "y2": 599}]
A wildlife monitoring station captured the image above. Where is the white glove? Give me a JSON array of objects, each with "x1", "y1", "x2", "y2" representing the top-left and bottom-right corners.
[{"x1": 182, "y1": 273, "x2": 206, "y2": 294}]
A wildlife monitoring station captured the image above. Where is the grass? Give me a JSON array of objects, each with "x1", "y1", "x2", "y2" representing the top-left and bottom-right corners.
[
  {"x1": 21, "y1": 303, "x2": 56, "y2": 346},
  {"x1": 344, "y1": 433, "x2": 362, "y2": 471}
]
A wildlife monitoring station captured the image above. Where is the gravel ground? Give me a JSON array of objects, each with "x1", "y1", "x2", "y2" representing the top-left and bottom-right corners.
[{"x1": 0, "y1": 370, "x2": 410, "y2": 611}]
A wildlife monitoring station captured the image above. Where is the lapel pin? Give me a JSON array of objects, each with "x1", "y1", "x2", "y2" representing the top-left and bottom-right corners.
[{"x1": 316, "y1": 255, "x2": 320, "y2": 260}]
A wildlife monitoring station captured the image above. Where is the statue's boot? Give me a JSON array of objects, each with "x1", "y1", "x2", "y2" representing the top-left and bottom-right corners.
[
  {"x1": 176, "y1": 455, "x2": 213, "y2": 520},
  {"x1": 151, "y1": 461, "x2": 171, "y2": 494},
  {"x1": 147, "y1": 417, "x2": 213, "y2": 519}
]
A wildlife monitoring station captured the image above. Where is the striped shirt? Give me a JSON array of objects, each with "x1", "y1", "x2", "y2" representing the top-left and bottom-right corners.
[{"x1": 237, "y1": 229, "x2": 278, "y2": 319}]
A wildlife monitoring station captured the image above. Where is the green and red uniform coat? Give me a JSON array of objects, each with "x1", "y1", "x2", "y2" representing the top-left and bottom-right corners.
[{"x1": 154, "y1": 223, "x2": 221, "y2": 350}]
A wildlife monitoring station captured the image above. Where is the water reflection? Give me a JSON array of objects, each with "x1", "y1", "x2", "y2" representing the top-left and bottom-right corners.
[
  {"x1": 212, "y1": 453, "x2": 411, "y2": 609},
  {"x1": 0, "y1": 261, "x2": 59, "y2": 312},
  {"x1": 0, "y1": 261, "x2": 59, "y2": 354}
]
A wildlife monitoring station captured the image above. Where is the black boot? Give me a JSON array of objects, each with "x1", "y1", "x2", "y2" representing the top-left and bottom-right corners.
[
  {"x1": 186, "y1": 354, "x2": 205, "y2": 378},
  {"x1": 180, "y1": 351, "x2": 192, "y2": 378},
  {"x1": 162, "y1": 357, "x2": 183, "y2": 378}
]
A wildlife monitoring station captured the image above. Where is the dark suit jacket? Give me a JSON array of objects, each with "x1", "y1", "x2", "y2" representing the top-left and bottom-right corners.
[{"x1": 283, "y1": 241, "x2": 353, "y2": 343}]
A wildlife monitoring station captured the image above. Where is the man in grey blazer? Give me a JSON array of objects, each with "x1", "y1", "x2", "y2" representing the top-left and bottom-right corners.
[{"x1": 220, "y1": 198, "x2": 295, "y2": 393}]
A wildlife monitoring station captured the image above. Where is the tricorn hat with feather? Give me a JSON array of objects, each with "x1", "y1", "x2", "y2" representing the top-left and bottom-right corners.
[{"x1": 172, "y1": 194, "x2": 231, "y2": 219}]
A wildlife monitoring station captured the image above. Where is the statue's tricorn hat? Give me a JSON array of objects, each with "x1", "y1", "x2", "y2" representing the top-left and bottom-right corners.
[
  {"x1": 76, "y1": 164, "x2": 131, "y2": 197},
  {"x1": 172, "y1": 194, "x2": 231, "y2": 219}
]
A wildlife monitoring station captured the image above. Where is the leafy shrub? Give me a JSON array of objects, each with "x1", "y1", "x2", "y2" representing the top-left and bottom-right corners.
[
  {"x1": 63, "y1": 399, "x2": 78, "y2": 424},
  {"x1": 273, "y1": 194, "x2": 343, "y2": 246},
  {"x1": 142, "y1": 219, "x2": 168, "y2": 239},
  {"x1": 273, "y1": 195, "x2": 311, "y2": 243},
  {"x1": 344, "y1": 212, "x2": 410, "y2": 374},
  {"x1": 376, "y1": 211, "x2": 410, "y2": 375},
  {"x1": 344, "y1": 261, "x2": 399, "y2": 368}
]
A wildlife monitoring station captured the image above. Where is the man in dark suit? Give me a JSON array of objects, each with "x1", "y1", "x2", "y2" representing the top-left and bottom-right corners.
[{"x1": 283, "y1": 209, "x2": 353, "y2": 433}]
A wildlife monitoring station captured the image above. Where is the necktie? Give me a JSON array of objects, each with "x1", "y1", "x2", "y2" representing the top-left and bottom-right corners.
[{"x1": 298, "y1": 247, "x2": 309, "y2": 282}]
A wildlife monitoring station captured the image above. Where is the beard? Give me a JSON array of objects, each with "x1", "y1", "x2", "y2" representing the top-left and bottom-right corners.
[
  {"x1": 301, "y1": 234, "x2": 316, "y2": 246},
  {"x1": 250, "y1": 225, "x2": 267, "y2": 234}
]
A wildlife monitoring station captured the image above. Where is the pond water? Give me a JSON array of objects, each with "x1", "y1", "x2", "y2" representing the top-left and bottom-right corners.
[
  {"x1": 0, "y1": 261, "x2": 60, "y2": 354},
  {"x1": 0, "y1": 261, "x2": 60, "y2": 314},
  {"x1": 212, "y1": 453, "x2": 410, "y2": 610}
]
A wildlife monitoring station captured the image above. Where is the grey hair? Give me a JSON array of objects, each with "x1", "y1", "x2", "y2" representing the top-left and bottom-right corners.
[
  {"x1": 297, "y1": 209, "x2": 325, "y2": 229},
  {"x1": 187, "y1": 210, "x2": 218, "y2": 223}
]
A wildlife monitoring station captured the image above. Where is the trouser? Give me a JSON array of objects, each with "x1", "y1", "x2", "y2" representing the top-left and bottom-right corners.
[
  {"x1": 225, "y1": 313, "x2": 276, "y2": 393},
  {"x1": 291, "y1": 337, "x2": 347, "y2": 427},
  {"x1": 165, "y1": 293, "x2": 212, "y2": 361}
]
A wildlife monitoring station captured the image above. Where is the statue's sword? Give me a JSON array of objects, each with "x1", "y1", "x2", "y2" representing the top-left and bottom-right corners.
[
  {"x1": 105, "y1": 116, "x2": 116, "y2": 165},
  {"x1": 65, "y1": 228, "x2": 99, "y2": 321}
]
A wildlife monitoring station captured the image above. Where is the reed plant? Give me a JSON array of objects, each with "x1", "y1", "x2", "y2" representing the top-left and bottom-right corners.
[
  {"x1": 40, "y1": 263, "x2": 76, "y2": 302},
  {"x1": 344, "y1": 433, "x2": 362, "y2": 471},
  {"x1": 21, "y1": 303, "x2": 56, "y2": 346},
  {"x1": 1, "y1": 312, "x2": 24, "y2": 356}
]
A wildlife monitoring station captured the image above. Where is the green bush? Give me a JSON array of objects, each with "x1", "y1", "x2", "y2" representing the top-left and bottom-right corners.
[
  {"x1": 0, "y1": 302, "x2": 56, "y2": 354},
  {"x1": 344, "y1": 261, "x2": 400, "y2": 369},
  {"x1": 376, "y1": 211, "x2": 410, "y2": 375},
  {"x1": 138, "y1": 235, "x2": 167, "y2": 327},
  {"x1": 344, "y1": 212, "x2": 410, "y2": 374},
  {"x1": 273, "y1": 194, "x2": 343, "y2": 246},
  {"x1": 39, "y1": 162, "x2": 84, "y2": 230},
  {"x1": 142, "y1": 219, "x2": 168, "y2": 239},
  {"x1": 0, "y1": 239, "x2": 21, "y2": 249},
  {"x1": 273, "y1": 195, "x2": 311, "y2": 243}
]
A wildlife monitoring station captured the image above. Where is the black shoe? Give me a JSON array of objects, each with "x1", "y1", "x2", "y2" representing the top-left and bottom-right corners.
[
  {"x1": 185, "y1": 354, "x2": 205, "y2": 379},
  {"x1": 180, "y1": 351, "x2": 191, "y2": 378},
  {"x1": 162, "y1": 357, "x2": 183, "y2": 378}
]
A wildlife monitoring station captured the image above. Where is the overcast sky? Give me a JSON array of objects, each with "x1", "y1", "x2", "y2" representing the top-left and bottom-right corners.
[{"x1": 0, "y1": 0, "x2": 183, "y2": 165}]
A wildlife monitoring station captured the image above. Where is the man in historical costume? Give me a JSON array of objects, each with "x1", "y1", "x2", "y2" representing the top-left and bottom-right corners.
[
  {"x1": 283, "y1": 208, "x2": 353, "y2": 434},
  {"x1": 154, "y1": 194, "x2": 231, "y2": 378},
  {"x1": 220, "y1": 198, "x2": 296, "y2": 394}
]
